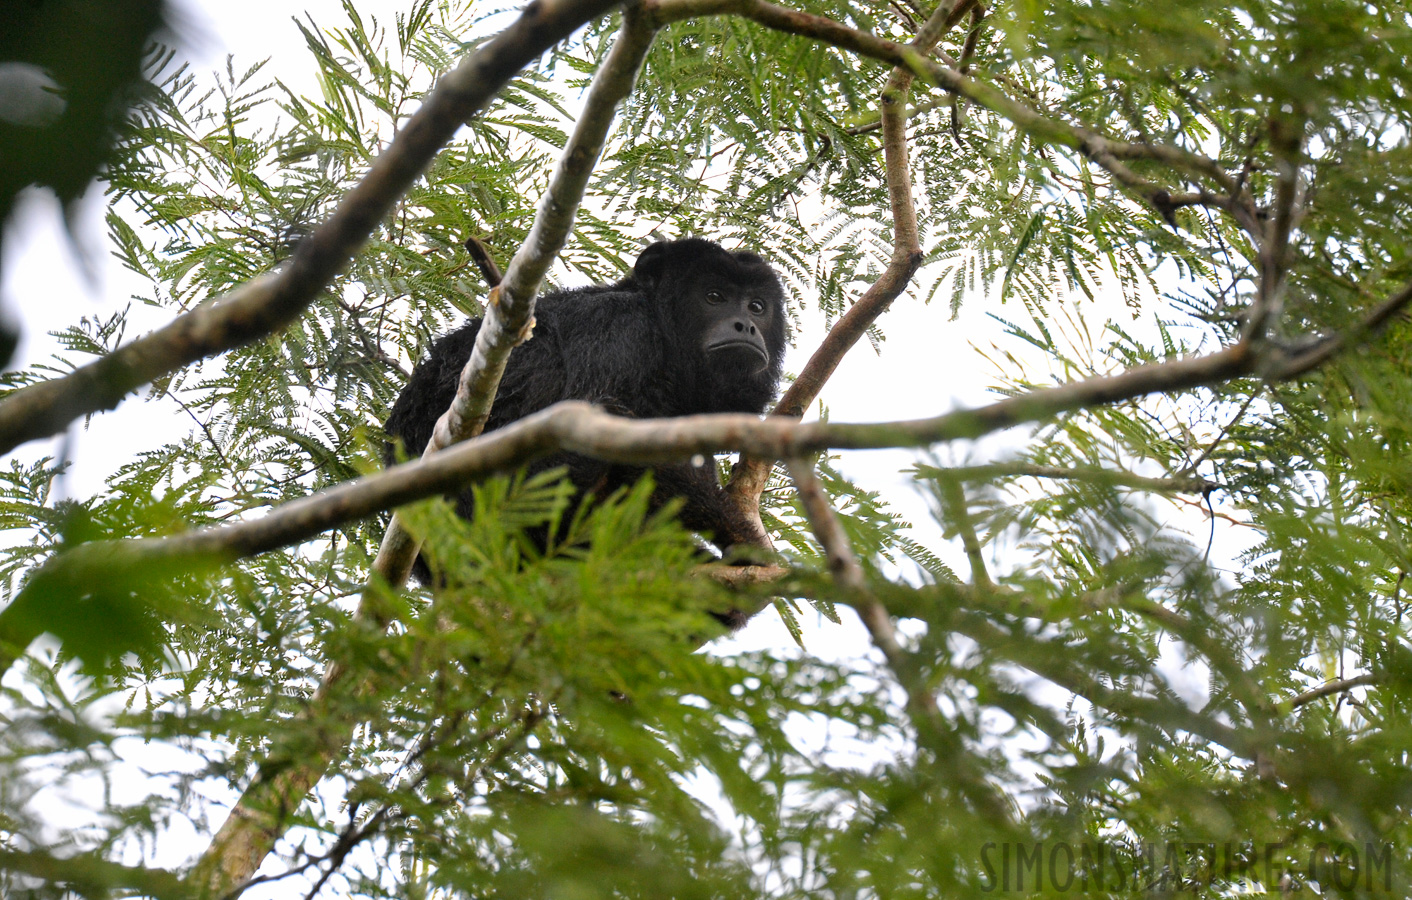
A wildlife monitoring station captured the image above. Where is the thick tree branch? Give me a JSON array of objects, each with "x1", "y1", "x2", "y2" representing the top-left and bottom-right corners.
[
  {"x1": 11, "y1": 273, "x2": 1412, "y2": 670},
  {"x1": 724, "y1": 0, "x2": 950, "y2": 512},
  {"x1": 0, "y1": 341, "x2": 1258, "y2": 631},
  {"x1": 1246, "y1": 117, "x2": 1305, "y2": 341},
  {"x1": 0, "y1": 0, "x2": 621, "y2": 459},
  {"x1": 19, "y1": 294, "x2": 1412, "y2": 668},
  {"x1": 0, "y1": 848, "x2": 191, "y2": 900},
  {"x1": 189, "y1": 13, "x2": 656, "y2": 895}
]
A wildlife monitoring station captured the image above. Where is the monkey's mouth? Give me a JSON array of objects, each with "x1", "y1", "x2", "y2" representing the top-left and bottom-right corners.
[{"x1": 707, "y1": 339, "x2": 770, "y2": 372}]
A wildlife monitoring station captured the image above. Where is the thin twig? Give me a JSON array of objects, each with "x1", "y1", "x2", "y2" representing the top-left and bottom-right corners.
[
  {"x1": 1181, "y1": 389, "x2": 1261, "y2": 476},
  {"x1": 1287, "y1": 674, "x2": 1379, "y2": 710},
  {"x1": 938, "y1": 478, "x2": 992, "y2": 589},
  {"x1": 920, "y1": 461, "x2": 1217, "y2": 494},
  {"x1": 1268, "y1": 277, "x2": 1412, "y2": 377},
  {"x1": 650, "y1": 0, "x2": 1244, "y2": 217}
]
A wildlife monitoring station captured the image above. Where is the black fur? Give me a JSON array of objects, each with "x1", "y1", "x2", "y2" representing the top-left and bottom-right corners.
[{"x1": 384, "y1": 238, "x2": 787, "y2": 588}]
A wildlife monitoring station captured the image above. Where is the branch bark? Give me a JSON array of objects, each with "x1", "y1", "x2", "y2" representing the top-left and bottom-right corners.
[
  {"x1": 188, "y1": 11, "x2": 657, "y2": 894},
  {"x1": 432, "y1": 7, "x2": 658, "y2": 452},
  {"x1": 372, "y1": 3, "x2": 659, "y2": 589},
  {"x1": 15, "y1": 281, "x2": 1412, "y2": 667},
  {"x1": 0, "y1": 279, "x2": 1395, "y2": 894},
  {"x1": 0, "y1": 848, "x2": 191, "y2": 900},
  {"x1": 723, "y1": 0, "x2": 954, "y2": 517},
  {"x1": 12, "y1": 271, "x2": 1411, "y2": 678},
  {"x1": 1287, "y1": 674, "x2": 1379, "y2": 710},
  {"x1": 786, "y1": 456, "x2": 1013, "y2": 820},
  {"x1": 0, "y1": 341, "x2": 1253, "y2": 636}
]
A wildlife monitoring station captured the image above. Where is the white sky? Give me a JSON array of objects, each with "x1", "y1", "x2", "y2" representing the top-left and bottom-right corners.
[{"x1": 0, "y1": 0, "x2": 1246, "y2": 892}]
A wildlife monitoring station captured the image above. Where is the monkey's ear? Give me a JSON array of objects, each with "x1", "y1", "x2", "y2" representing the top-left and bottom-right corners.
[{"x1": 633, "y1": 241, "x2": 674, "y2": 288}]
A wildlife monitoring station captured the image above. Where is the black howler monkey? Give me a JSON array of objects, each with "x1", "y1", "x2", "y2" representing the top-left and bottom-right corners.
[{"x1": 384, "y1": 238, "x2": 787, "y2": 605}]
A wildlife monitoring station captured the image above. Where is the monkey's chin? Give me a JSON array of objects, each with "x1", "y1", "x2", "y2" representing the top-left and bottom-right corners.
[{"x1": 707, "y1": 342, "x2": 770, "y2": 374}]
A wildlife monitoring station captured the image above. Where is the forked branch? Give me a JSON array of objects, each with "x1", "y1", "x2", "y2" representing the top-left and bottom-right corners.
[
  {"x1": 371, "y1": 4, "x2": 659, "y2": 588},
  {"x1": 190, "y1": 7, "x2": 656, "y2": 895},
  {"x1": 9, "y1": 272, "x2": 1408, "y2": 682},
  {"x1": 724, "y1": 0, "x2": 957, "y2": 511}
]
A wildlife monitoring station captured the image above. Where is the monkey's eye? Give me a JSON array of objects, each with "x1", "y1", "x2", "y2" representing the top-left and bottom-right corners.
[
  {"x1": 748, "y1": 299, "x2": 767, "y2": 315},
  {"x1": 705, "y1": 290, "x2": 724, "y2": 304}
]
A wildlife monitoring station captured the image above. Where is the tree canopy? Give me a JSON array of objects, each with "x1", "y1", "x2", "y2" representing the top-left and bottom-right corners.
[{"x1": 2, "y1": 0, "x2": 1412, "y2": 896}]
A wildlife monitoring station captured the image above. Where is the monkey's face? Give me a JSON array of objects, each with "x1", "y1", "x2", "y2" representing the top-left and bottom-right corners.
[
  {"x1": 632, "y1": 238, "x2": 787, "y2": 408},
  {"x1": 694, "y1": 280, "x2": 779, "y2": 374}
]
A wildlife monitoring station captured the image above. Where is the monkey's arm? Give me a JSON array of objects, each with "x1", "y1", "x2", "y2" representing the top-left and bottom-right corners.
[{"x1": 645, "y1": 461, "x2": 760, "y2": 552}]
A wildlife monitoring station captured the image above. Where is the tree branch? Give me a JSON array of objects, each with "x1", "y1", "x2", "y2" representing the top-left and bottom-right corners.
[
  {"x1": 0, "y1": 0, "x2": 622, "y2": 459},
  {"x1": 0, "y1": 344, "x2": 1240, "y2": 602},
  {"x1": 0, "y1": 335, "x2": 1269, "y2": 685},
  {"x1": 1267, "y1": 276, "x2": 1412, "y2": 377},
  {"x1": 463, "y1": 235, "x2": 504, "y2": 288},
  {"x1": 724, "y1": 0, "x2": 950, "y2": 514},
  {"x1": 916, "y1": 461, "x2": 1218, "y2": 494},
  {"x1": 13, "y1": 273, "x2": 1411, "y2": 667},
  {"x1": 953, "y1": 602, "x2": 1255, "y2": 755},
  {"x1": 1245, "y1": 116, "x2": 1305, "y2": 341},
  {"x1": 370, "y1": 4, "x2": 658, "y2": 591},
  {"x1": 188, "y1": 12, "x2": 657, "y2": 894},
  {"x1": 786, "y1": 456, "x2": 1014, "y2": 820},
  {"x1": 650, "y1": 0, "x2": 1243, "y2": 218},
  {"x1": 1287, "y1": 674, "x2": 1379, "y2": 710},
  {"x1": 938, "y1": 478, "x2": 993, "y2": 589},
  {"x1": 433, "y1": 7, "x2": 658, "y2": 452}
]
